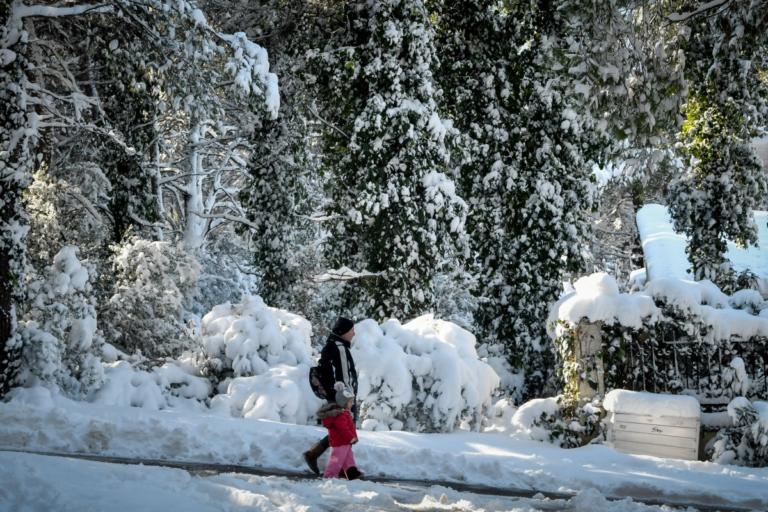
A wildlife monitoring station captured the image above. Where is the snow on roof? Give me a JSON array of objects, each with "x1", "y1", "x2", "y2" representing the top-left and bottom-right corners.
[
  {"x1": 636, "y1": 204, "x2": 768, "y2": 282},
  {"x1": 604, "y1": 389, "x2": 701, "y2": 418}
]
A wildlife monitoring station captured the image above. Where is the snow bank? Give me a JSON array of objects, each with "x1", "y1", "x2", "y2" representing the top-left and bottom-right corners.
[
  {"x1": 604, "y1": 390, "x2": 700, "y2": 418},
  {"x1": 2, "y1": 387, "x2": 768, "y2": 510},
  {"x1": 354, "y1": 315, "x2": 500, "y2": 432}
]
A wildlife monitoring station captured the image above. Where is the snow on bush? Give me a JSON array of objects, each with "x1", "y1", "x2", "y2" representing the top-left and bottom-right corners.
[
  {"x1": 18, "y1": 246, "x2": 104, "y2": 398},
  {"x1": 209, "y1": 364, "x2": 321, "y2": 425},
  {"x1": 493, "y1": 396, "x2": 602, "y2": 448},
  {"x1": 712, "y1": 397, "x2": 768, "y2": 467},
  {"x1": 191, "y1": 296, "x2": 320, "y2": 425},
  {"x1": 103, "y1": 238, "x2": 200, "y2": 357},
  {"x1": 353, "y1": 315, "x2": 500, "y2": 433},
  {"x1": 197, "y1": 295, "x2": 314, "y2": 380},
  {"x1": 92, "y1": 360, "x2": 211, "y2": 411}
]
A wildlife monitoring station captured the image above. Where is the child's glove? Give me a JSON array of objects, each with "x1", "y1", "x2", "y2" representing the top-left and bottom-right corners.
[
  {"x1": 334, "y1": 381, "x2": 345, "y2": 391},
  {"x1": 351, "y1": 437, "x2": 358, "y2": 444}
]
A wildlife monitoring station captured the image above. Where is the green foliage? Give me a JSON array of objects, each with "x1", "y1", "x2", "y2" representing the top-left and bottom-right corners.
[
  {"x1": 313, "y1": 0, "x2": 467, "y2": 320},
  {"x1": 668, "y1": 96, "x2": 768, "y2": 285}
]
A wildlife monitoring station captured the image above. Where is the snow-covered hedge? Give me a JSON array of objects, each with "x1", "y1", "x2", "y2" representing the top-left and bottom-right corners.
[
  {"x1": 549, "y1": 272, "x2": 768, "y2": 403},
  {"x1": 353, "y1": 315, "x2": 500, "y2": 433}
]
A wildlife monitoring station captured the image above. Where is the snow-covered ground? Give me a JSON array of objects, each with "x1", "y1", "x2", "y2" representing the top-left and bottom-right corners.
[
  {"x1": 2, "y1": 451, "x2": 697, "y2": 512},
  {"x1": 1, "y1": 388, "x2": 766, "y2": 511}
]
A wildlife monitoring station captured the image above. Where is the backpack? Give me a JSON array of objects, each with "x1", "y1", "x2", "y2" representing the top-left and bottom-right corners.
[{"x1": 308, "y1": 365, "x2": 329, "y2": 400}]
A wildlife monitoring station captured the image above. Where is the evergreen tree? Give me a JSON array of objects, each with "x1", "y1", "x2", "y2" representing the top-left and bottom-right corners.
[
  {"x1": 314, "y1": 0, "x2": 467, "y2": 320},
  {"x1": 666, "y1": 0, "x2": 768, "y2": 287},
  {"x1": 433, "y1": 0, "x2": 605, "y2": 396}
]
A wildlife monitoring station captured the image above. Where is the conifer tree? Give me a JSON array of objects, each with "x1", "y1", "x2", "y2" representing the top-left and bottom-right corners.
[
  {"x1": 315, "y1": 0, "x2": 467, "y2": 320},
  {"x1": 433, "y1": 0, "x2": 604, "y2": 395}
]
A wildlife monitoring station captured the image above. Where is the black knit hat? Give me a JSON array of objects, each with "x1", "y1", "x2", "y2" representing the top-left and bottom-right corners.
[{"x1": 331, "y1": 316, "x2": 355, "y2": 336}]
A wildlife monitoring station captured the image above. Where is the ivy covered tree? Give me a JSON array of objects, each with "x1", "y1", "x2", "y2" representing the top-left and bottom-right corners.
[
  {"x1": 313, "y1": 0, "x2": 467, "y2": 320},
  {"x1": 432, "y1": 0, "x2": 607, "y2": 396}
]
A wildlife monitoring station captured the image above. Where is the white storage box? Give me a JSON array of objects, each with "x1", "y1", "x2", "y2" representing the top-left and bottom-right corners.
[{"x1": 604, "y1": 390, "x2": 701, "y2": 461}]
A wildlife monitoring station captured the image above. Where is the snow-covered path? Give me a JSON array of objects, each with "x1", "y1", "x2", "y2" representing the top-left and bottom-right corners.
[
  {"x1": 2, "y1": 451, "x2": 702, "y2": 512},
  {"x1": 1, "y1": 389, "x2": 766, "y2": 511}
]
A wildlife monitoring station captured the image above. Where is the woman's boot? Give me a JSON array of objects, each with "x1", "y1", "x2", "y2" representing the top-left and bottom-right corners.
[{"x1": 302, "y1": 436, "x2": 329, "y2": 475}]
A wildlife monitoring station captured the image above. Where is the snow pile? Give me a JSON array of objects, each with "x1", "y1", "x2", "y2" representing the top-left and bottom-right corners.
[
  {"x1": 603, "y1": 390, "x2": 700, "y2": 418},
  {"x1": 353, "y1": 315, "x2": 500, "y2": 432},
  {"x1": 199, "y1": 295, "x2": 314, "y2": 378},
  {"x1": 548, "y1": 273, "x2": 660, "y2": 335}
]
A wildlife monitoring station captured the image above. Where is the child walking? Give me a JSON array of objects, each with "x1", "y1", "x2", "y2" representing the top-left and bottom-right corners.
[{"x1": 317, "y1": 386, "x2": 363, "y2": 480}]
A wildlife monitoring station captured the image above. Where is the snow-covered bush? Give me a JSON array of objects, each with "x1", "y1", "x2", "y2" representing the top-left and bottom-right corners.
[
  {"x1": 353, "y1": 315, "x2": 500, "y2": 433},
  {"x1": 209, "y1": 364, "x2": 322, "y2": 425},
  {"x1": 191, "y1": 296, "x2": 323, "y2": 424},
  {"x1": 711, "y1": 397, "x2": 768, "y2": 467},
  {"x1": 92, "y1": 360, "x2": 211, "y2": 411},
  {"x1": 196, "y1": 295, "x2": 314, "y2": 383},
  {"x1": 103, "y1": 238, "x2": 200, "y2": 357},
  {"x1": 503, "y1": 396, "x2": 603, "y2": 448},
  {"x1": 18, "y1": 247, "x2": 104, "y2": 398}
]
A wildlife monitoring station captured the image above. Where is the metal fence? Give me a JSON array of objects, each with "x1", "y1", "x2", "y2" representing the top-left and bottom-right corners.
[{"x1": 601, "y1": 327, "x2": 768, "y2": 408}]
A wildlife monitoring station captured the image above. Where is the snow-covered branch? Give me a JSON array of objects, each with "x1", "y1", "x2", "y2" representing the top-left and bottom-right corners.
[
  {"x1": 312, "y1": 266, "x2": 382, "y2": 283},
  {"x1": 667, "y1": 0, "x2": 731, "y2": 22}
]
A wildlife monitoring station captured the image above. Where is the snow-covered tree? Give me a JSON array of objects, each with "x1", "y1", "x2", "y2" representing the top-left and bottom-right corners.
[
  {"x1": 314, "y1": 0, "x2": 467, "y2": 320},
  {"x1": 103, "y1": 238, "x2": 201, "y2": 358},
  {"x1": 432, "y1": 0, "x2": 606, "y2": 396},
  {"x1": 17, "y1": 247, "x2": 104, "y2": 398},
  {"x1": 668, "y1": 98, "x2": 767, "y2": 286}
]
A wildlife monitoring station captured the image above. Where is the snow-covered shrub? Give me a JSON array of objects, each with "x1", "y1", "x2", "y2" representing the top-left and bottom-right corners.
[
  {"x1": 197, "y1": 295, "x2": 314, "y2": 383},
  {"x1": 103, "y1": 238, "x2": 200, "y2": 357},
  {"x1": 92, "y1": 360, "x2": 211, "y2": 411},
  {"x1": 508, "y1": 396, "x2": 603, "y2": 448},
  {"x1": 711, "y1": 397, "x2": 768, "y2": 467},
  {"x1": 192, "y1": 296, "x2": 322, "y2": 424},
  {"x1": 353, "y1": 315, "x2": 500, "y2": 433},
  {"x1": 209, "y1": 364, "x2": 322, "y2": 425},
  {"x1": 18, "y1": 246, "x2": 104, "y2": 398}
]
